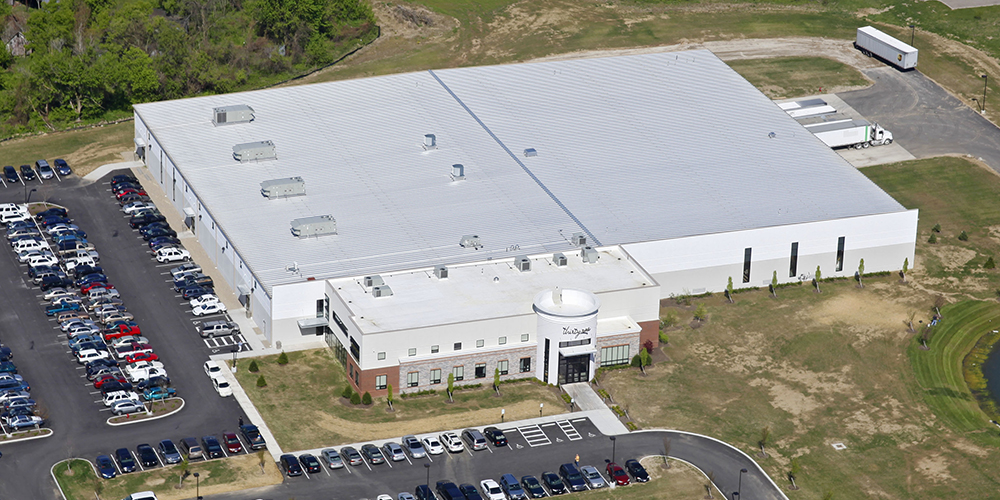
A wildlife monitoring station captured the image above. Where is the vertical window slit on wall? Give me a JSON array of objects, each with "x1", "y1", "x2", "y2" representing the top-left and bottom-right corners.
[
  {"x1": 742, "y1": 247, "x2": 752, "y2": 283},
  {"x1": 836, "y1": 236, "x2": 845, "y2": 272},
  {"x1": 789, "y1": 242, "x2": 799, "y2": 278}
]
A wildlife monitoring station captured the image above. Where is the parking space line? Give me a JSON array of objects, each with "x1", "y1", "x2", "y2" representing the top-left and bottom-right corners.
[
  {"x1": 323, "y1": 465, "x2": 331, "y2": 476},
  {"x1": 426, "y1": 454, "x2": 433, "y2": 463},
  {"x1": 344, "y1": 465, "x2": 352, "y2": 474},
  {"x1": 405, "y1": 454, "x2": 413, "y2": 465},
  {"x1": 363, "y1": 460, "x2": 372, "y2": 471},
  {"x1": 132, "y1": 450, "x2": 144, "y2": 471},
  {"x1": 570, "y1": 418, "x2": 587, "y2": 423}
]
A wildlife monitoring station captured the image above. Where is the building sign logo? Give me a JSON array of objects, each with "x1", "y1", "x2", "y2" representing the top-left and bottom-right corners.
[{"x1": 563, "y1": 326, "x2": 591, "y2": 338}]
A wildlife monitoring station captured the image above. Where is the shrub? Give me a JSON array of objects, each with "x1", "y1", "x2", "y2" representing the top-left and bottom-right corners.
[
  {"x1": 660, "y1": 311, "x2": 678, "y2": 329},
  {"x1": 256, "y1": 375, "x2": 267, "y2": 387},
  {"x1": 630, "y1": 354, "x2": 642, "y2": 367},
  {"x1": 959, "y1": 230, "x2": 969, "y2": 241},
  {"x1": 932, "y1": 223, "x2": 941, "y2": 233},
  {"x1": 561, "y1": 393, "x2": 572, "y2": 404},
  {"x1": 248, "y1": 360, "x2": 259, "y2": 373},
  {"x1": 693, "y1": 303, "x2": 708, "y2": 322},
  {"x1": 986, "y1": 257, "x2": 996, "y2": 269},
  {"x1": 362, "y1": 391, "x2": 372, "y2": 405},
  {"x1": 625, "y1": 421, "x2": 639, "y2": 431},
  {"x1": 350, "y1": 392, "x2": 361, "y2": 405},
  {"x1": 276, "y1": 351, "x2": 289, "y2": 365},
  {"x1": 928, "y1": 233, "x2": 937, "y2": 244},
  {"x1": 342, "y1": 386, "x2": 353, "y2": 399},
  {"x1": 659, "y1": 332, "x2": 669, "y2": 344},
  {"x1": 639, "y1": 348, "x2": 652, "y2": 367},
  {"x1": 643, "y1": 339, "x2": 654, "y2": 354}
]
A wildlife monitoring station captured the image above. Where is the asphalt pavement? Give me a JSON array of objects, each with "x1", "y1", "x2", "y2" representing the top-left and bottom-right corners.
[
  {"x1": 0, "y1": 170, "x2": 245, "y2": 500},
  {"x1": 839, "y1": 67, "x2": 1000, "y2": 171}
]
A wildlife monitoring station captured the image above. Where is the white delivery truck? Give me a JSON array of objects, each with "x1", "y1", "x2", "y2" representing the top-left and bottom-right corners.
[
  {"x1": 804, "y1": 119, "x2": 893, "y2": 149},
  {"x1": 855, "y1": 26, "x2": 918, "y2": 70}
]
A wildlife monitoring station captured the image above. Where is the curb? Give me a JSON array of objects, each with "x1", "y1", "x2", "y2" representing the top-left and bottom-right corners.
[
  {"x1": 0, "y1": 428, "x2": 53, "y2": 445},
  {"x1": 107, "y1": 397, "x2": 185, "y2": 426},
  {"x1": 50, "y1": 458, "x2": 99, "y2": 500}
]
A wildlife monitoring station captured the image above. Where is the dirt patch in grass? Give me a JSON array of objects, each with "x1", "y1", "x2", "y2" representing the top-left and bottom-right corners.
[
  {"x1": 916, "y1": 454, "x2": 955, "y2": 483},
  {"x1": 0, "y1": 121, "x2": 132, "y2": 178}
]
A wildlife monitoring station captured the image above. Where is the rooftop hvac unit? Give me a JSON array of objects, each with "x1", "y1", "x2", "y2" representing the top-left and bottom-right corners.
[
  {"x1": 213, "y1": 104, "x2": 254, "y2": 126},
  {"x1": 581, "y1": 246, "x2": 599, "y2": 263},
  {"x1": 364, "y1": 275, "x2": 385, "y2": 288},
  {"x1": 423, "y1": 134, "x2": 437, "y2": 150},
  {"x1": 523, "y1": 148, "x2": 537, "y2": 157},
  {"x1": 459, "y1": 235, "x2": 481, "y2": 249},
  {"x1": 552, "y1": 253, "x2": 567, "y2": 266},
  {"x1": 451, "y1": 164, "x2": 465, "y2": 181},
  {"x1": 515, "y1": 256, "x2": 531, "y2": 272},
  {"x1": 433, "y1": 266, "x2": 449, "y2": 279},
  {"x1": 372, "y1": 285, "x2": 393, "y2": 298},
  {"x1": 260, "y1": 177, "x2": 305, "y2": 199},
  {"x1": 571, "y1": 233, "x2": 587, "y2": 247},
  {"x1": 233, "y1": 140, "x2": 276, "y2": 162},
  {"x1": 290, "y1": 215, "x2": 336, "y2": 238}
]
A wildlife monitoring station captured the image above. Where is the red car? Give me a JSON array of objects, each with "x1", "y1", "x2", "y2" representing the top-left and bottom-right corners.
[
  {"x1": 115, "y1": 189, "x2": 147, "y2": 200},
  {"x1": 94, "y1": 374, "x2": 127, "y2": 389},
  {"x1": 126, "y1": 352, "x2": 158, "y2": 364},
  {"x1": 103, "y1": 324, "x2": 141, "y2": 341},
  {"x1": 223, "y1": 432, "x2": 243, "y2": 453},
  {"x1": 81, "y1": 282, "x2": 114, "y2": 294},
  {"x1": 606, "y1": 462, "x2": 630, "y2": 486}
]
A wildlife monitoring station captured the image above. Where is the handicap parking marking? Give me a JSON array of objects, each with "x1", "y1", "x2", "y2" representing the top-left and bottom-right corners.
[{"x1": 556, "y1": 420, "x2": 583, "y2": 441}]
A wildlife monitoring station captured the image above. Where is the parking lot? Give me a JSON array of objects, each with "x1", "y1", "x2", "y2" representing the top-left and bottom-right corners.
[{"x1": 0, "y1": 169, "x2": 246, "y2": 500}]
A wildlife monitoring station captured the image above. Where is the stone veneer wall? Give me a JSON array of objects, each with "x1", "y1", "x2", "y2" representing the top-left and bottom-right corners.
[{"x1": 397, "y1": 345, "x2": 537, "y2": 394}]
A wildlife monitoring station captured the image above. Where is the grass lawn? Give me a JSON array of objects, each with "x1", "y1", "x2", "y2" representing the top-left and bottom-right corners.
[
  {"x1": 236, "y1": 349, "x2": 567, "y2": 451},
  {"x1": 0, "y1": 121, "x2": 132, "y2": 178},
  {"x1": 728, "y1": 57, "x2": 870, "y2": 99},
  {"x1": 53, "y1": 454, "x2": 282, "y2": 500},
  {"x1": 575, "y1": 456, "x2": 713, "y2": 499}
]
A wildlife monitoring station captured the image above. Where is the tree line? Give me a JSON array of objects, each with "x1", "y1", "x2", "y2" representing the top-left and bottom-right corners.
[{"x1": 0, "y1": 0, "x2": 377, "y2": 137}]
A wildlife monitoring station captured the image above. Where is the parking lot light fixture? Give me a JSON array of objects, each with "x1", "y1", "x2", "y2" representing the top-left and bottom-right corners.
[
  {"x1": 732, "y1": 492, "x2": 739, "y2": 500},
  {"x1": 983, "y1": 74, "x2": 989, "y2": 113},
  {"x1": 738, "y1": 468, "x2": 747, "y2": 497},
  {"x1": 424, "y1": 462, "x2": 430, "y2": 485},
  {"x1": 610, "y1": 436, "x2": 616, "y2": 464},
  {"x1": 195, "y1": 472, "x2": 201, "y2": 499},
  {"x1": 25, "y1": 187, "x2": 35, "y2": 205},
  {"x1": 909, "y1": 24, "x2": 915, "y2": 46}
]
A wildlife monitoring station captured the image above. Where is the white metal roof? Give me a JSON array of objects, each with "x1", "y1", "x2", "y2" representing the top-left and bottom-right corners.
[{"x1": 134, "y1": 49, "x2": 906, "y2": 293}]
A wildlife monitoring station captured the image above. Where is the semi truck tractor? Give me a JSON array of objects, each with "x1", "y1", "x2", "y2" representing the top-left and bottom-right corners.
[
  {"x1": 855, "y1": 26, "x2": 917, "y2": 70},
  {"x1": 804, "y1": 119, "x2": 893, "y2": 149}
]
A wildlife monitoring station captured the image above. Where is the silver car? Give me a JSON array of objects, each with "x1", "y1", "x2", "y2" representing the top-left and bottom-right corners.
[
  {"x1": 402, "y1": 435, "x2": 426, "y2": 459},
  {"x1": 581, "y1": 465, "x2": 607, "y2": 489},
  {"x1": 321, "y1": 448, "x2": 344, "y2": 469},
  {"x1": 382, "y1": 441, "x2": 406, "y2": 462}
]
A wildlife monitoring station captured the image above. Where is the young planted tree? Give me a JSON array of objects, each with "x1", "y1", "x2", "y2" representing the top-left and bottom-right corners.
[
  {"x1": 726, "y1": 276, "x2": 734, "y2": 303},
  {"x1": 447, "y1": 373, "x2": 455, "y2": 402},
  {"x1": 788, "y1": 458, "x2": 801, "y2": 490},
  {"x1": 986, "y1": 256, "x2": 996, "y2": 269},
  {"x1": 907, "y1": 311, "x2": 917, "y2": 333},
  {"x1": 342, "y1": 385, "x2": 353, "y2": 399},
  {"x1": 901, "y1": 257, "x2": 909, "y2": 282},
  {"x1": 257, "y1": 449, "x2": 267, "y2": 474},
  {"x1": 959, "y1": 230, "x2": 969, "y2": 241},
  {"x1": 178, "y1": 457, "x2": 189, "y2": 487},
  {"x1": 387, "y1": 383, "x2": 394, "y2": 410},
  {"x1": 693, "y1": 303, "x2": 708, "y2": 322},
  {"x1": 771, "y1": 271, "x2": 778, "y2": 298},
  {"x1": 276, "y1": 351, "x2": 289, "y2": 365},
  {"x1": 662, "y1": 437, "x2": 672, "y2": 468},
  {"x1": 857, "y1": 258, "x2": 865, "y2": 288},
  {"x1": 928, "y1": 233, "x2": 938, "y2": 244},
  {"x1": 660, "y1": 310, "x2": 678, "y2": 329},
  {"x1": 493, "y1": 368, "x2": 501, "y2": 395},
  {"x1": 932, "y1": 223, "x2": 941, "y2": 233},
  {"x1": 248, "y1": 359, "x2": 259, "y2": 373},
  {"x1": 256, "y1": 375, "x2": 267, "y2": 387},
  {"x1": 705, "y1": 470, "x2": 717, "y2": 499},
  {"x1": 758, "y1": 426, "x2": 771, "y2": 457},
  {"x1": 934, "y1": 295, "x2": 946, "y2": 318},
  {"x1": 813, "y1": 266, "x2": 822, "y2": 293}
]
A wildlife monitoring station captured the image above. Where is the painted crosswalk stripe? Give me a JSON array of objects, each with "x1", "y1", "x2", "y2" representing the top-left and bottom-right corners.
[{"x1": 557, "y1": 420, "x2": 582, "y2": 441}]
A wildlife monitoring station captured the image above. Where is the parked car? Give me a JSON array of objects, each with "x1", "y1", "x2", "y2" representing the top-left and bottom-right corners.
[
  {"x1": 96, "y1": 454, "x2": 117, "y2": 479},
  {"x1": 299, "y1": 453, "x2": 322, "y2": 473},
  {"x1": 440, "y1": 431, "x2": 464, "y2": 453},
  {"x1": 179, "y1": 437, "x2": 203, "y2": 460},
  {"x1": 19, "y1": 165, "x2": 35, "y2": 181},
  {"x1": 197, "y1": 320, "x2": 239, "y2": 338},
  {"x1": 240, "y1": 424, "x2": 267, "y2": 450},
  {"x1": 223, "y1": 432, "x2": 243, "y2": 453},
  {"x1": 136, "y1": 376, "x2": 171, "y2": 391},
  {"x1": 35, "y1": 207, "x2": 67, "y2": 220},
  {"x1": 94, "y1": 374, "x2": 128, "y2": 389},
  {"x1": 181, "y1": 286, "x2": 214, "y2": 300},
  {"x1": 435, "y1": 481, "x2": 465, "y2": 500},
  {"x1": 500, "y1": 474, "x2": 529, "y2": 500},
  {"x1": 202, "y1": 435, "x2": 224, "y2": 459},
  {"x1": 480, "y1": 479, "x2": 506, "y2": 500},
  {"x1": 423, "y1": 435, "x2": 445, "y2": 455},
  {"x1": 558, "y1": 464, "x2": 587, "y2": 492},
  {"x1": 136, "y1": 444, "x2": 158, "y2": 467},
  {"x1": 403, "y1": 434, "x2": 427, "y2": 458},
  {"x1": 521, "y1": 475, "x2": 547, "y2": 498},
  {"x1": 458, "y1": 484, "x2": 483, "y2": 500},
  {"x1": 115, "y1": 447, "x2": 137, "y2": 473},
  {"x1": 53, "y1": 158, "x2": 71, "y2": 176},
  {"x1": 143, "y1": 387, "x2": 176, "y2": 401},
  {"x1": 462, "y1": 428, "x2": 488, "y2": 451},
  {"x1": 155, "y1": 247, "x2": 190, "y2": 263},
  {"x1": 3, "y1": 165, "x2": 19, "y2": 183},
  {"x1": 580, "y1": 465, "x2": 606, "y2": 489},
  {"x1": 606, "y1": 462, "x2": 630, "y2": 486},
  {"x1": 211, "y1": 375, "x2": 232, "y2": 397},
  {"x1": 361, "y1": 443, "x2": 385, "y2": 465},
  {"x1": 159, "y1": 439, "x2": 182, "y2": 464},
  {"x1": 625, "y1": 459, "x2": 649, "y2": 482},
  {"x1": 129, "y1": 213, "x2": 166, "y2": 229},
  {"x1": 0, "y1": 361, "x2": 15, "y2": 375},
  {"x1": 170, "y1": 262, "x2": 200, "y2": 278},
  {"x1": 321, "y1": 448, "x2": 344, "y2": 468},
  {"x1": 483, "y1": 426, "x2": 508, "y2": 447},
  {"x1": 112, "y1": 399, "x2": 146, "y2": 416},
  {"x1": 383, "y1": 441, "x2": 406, "y2": 462},
  {"x1": 192, "y1": 302, "x2": 227, "y2": 317},
  {"x1": 141, "y1": 226, "x2": 176, "y2": 240},
  {"x1": 1, "y1": 398, "x2": 34, "y2": 411},
  {"x1": 340, "y1": 446, "x2": 363, "y2": 466},
  {"x1": 36, "y1": 160, "x2": 54, "y2": 179},
  {"x1": 541, "y1": 472, "x2": 566, "y2": 495},
  {"x1": 280, "y1": 454, "x2": 303, "y2": 476},
  {"x1": 414, "y1": 485, "x2": 438, "y2": 500},
  {"x1": 103, "y1": 390, "x2": 140, "y2": 407}
]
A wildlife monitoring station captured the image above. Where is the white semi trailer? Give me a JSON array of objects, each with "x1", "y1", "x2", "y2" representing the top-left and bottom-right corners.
[
  {"x1": 855, "y1": 26, "x2": 918, "y2": 70},
  {"x1": 804, "y1": 119, "x2": 893, "y2": 149}
]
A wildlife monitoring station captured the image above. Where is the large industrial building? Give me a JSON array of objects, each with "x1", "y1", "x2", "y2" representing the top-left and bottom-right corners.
[{"x1": 132, "y1": 49, "x2": 917, "y2": 395}]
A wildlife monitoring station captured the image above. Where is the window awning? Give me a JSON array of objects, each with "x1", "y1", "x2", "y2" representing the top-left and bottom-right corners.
[
  {"x1": 296, "y1": 317, "x2": 328, "y2": 329},
  {"x1": 133, "y1": 137, "x2": 146, "y2": 148},
  {"x1": 559, "y1": 345, "x2": 597, "y2": 357},
  {"x1": 183, "y1": 207, "x2": 196, "y2": 218},
  {"x1": 236, "y1": 284, "x2": 251, "y2": 295}
]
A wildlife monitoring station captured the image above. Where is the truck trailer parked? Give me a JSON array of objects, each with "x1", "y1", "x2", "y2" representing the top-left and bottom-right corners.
[
  {"x1": 855, "y1": 26, "x2": 917, "y2": 70},
  {"x1": 804, "y1": 119, "x2": 893, "y2": 149}
]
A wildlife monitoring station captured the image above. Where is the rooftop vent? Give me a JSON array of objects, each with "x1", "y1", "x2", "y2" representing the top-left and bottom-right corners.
[
  {"x1": 372, "y1": 285, "x2": 393, "y2": 298},
  {"x1": 460, "y1": 235, "x2": 482, "y2": 249},
  {"x1": 523, "y1": 148, "x2": 537, "y2": 157},
  {"x1": 364, "y1": 275, "x2": 385, "y2": 288},
  {"x1": 581, "y1": 246, "x2": 599, "y2": 263},
  {"x1": 213, "y1": 104, "x2": 254, "y2": 126},
  {"x1": 553, "y1": 253, "x2": 567, "y2": 266},
  {"x1": 290, "y1": 215, "x2": 336, "y2": 238},
  {"x1": 260, "y1": 177, "x2": 305, "y2": 199},
  {"x1": 571, "y1": 233, "x2": 587, "y2": 247},
  {"x1": 233, "y1": 140, "x2": 276, "y2": 162},
  {"x1": 451, "y1": 164, "x2": 465, "y2": 181},
  {"x1": 423, "y1": 134, "x2": 437, "y2": 150},
  {"x1": 433, "y1": 266, "x2": 449, "y2": 280},
  {"x1": 515, "y1": 256, "x2": 531, "y2": 272}
]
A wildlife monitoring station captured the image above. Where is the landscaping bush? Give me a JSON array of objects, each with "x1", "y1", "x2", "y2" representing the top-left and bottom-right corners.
[
  {"x1": 342, "y1": 386, "x2": 353, "y2": 399},
  {"x1": 256, "y1": 375, "x2": 267, "y2": 387},
  {"x1": 959, "y1": 230, "x2": 969, "y2": 241},
  {"x1": 276, "y1": 351, "x2": 289, "y2": 365},
  {"x1": 660, "y1": 310, "x2": 679, "y2": 329},
  {"x1": 362, "y1": 391, "x2": 372, "y2": 405},
  {"x1": 631, "y1": 354, "x2": 642, "y2": 367},
  {"x1": 350, "y1": 392, "x2": 361, "y2": 405},
  {"x1": 640, "y1": 348, "x2": 652, "y2": 367},
  {"x1": 643, "y1": 339, "x2": 654, "y2": 353},
  {"x1": 561, "y1": 393, "x2": 572, "y2": 404},
  {"x1": 986, "y1": 257, "x2": 996, "y2": 269},
  {"x1": 928, "y1": 233, "x2": 938, "y2": 244},
  {"x1": 932, "y1": 223, "x2": 941, "y2": 232},
  {"x1": 659, "y1": 332, "x2": 670, "y2": 344},
  {"x1": 248, "y1": 360, "x2": 259, "y2": 373}
]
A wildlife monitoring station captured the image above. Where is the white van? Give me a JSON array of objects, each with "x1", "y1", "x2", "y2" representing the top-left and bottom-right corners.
[{"x1": 0, "y1": 203, "x2": 27, "y2": 216}]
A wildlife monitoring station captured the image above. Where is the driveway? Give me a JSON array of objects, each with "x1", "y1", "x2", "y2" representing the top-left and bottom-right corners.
[{"x1": 839, "y1": 67, "x2": 1000, "y2": 171}]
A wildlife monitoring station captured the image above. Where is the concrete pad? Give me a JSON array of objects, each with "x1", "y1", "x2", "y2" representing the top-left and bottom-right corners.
[{"x1": 837, "y1": 143, "x2": 916, "y2": 167}]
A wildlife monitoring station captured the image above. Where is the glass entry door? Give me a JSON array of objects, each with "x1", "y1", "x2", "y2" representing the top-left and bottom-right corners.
[{"x1": 558, "y1": 354, "x2": 590, "y2": 384}]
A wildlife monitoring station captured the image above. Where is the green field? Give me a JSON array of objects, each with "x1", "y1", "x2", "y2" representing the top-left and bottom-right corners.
[{"x1": 728, "y1": 57, "x2": 870, "y2": 99}]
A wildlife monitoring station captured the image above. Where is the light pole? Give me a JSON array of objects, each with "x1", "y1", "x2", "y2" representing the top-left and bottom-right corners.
[
  {"x1": 424, "y1": 462, "x2": 430, "y2": 486},
  {"x1": 232, "y1": 346, "x2": 238, "y2": 372},
  {"x1": 194, "y1": 472, "x2": 201, "y2": 499},
  {"x1": 983, "y1": 74, "x2": 989, "y2": 112},
  {"x1": 738, "y1": 468, "x2": 747, "y2": 497},
  {"x1": 732, "y1": 492, "x2": 739, "y2": 500},
  {"x1": 909, "y1": 24, "x2": 915, "y2": 46},
  {"x1": 24, "y1": 187, "x2": 35, "y2": 205},
  {"x1": 539, "y1": 403, "x2": 543, "y2": 417},
  {"x1": 610, "y1": 436, "x2": 616, "y2": 464}
]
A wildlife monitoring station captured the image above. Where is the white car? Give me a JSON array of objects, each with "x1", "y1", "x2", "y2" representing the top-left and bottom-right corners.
[
  {"x1": 192, "y1": 302, "x2": 226, "y2": 316},
  {"x1": 204, "y1": 360, "x2": 223, "y2": 378},
  {"x1": 45, "y1": 223, "x2": 79, "y2": 235},
  {"x1": 440, "y1": 432, "x2": 464, "y2": 453},
  {"x1": 126, "y1": 367, "x2": 167, "y2": 383},
  {"x1": 123, "y1": 201, "x2": 157, "y2": 215},
  {"x1": 43, "y1": 287, "x2": 72, "y2": 300},
  {"x1": 28, "y1": 254, "x2": 59, "y2": 268},
  {"x1": 480, "y1": 479, "x2": 505, "y2": 500},
  {"x1": 422, "y1": 436, "x2": 445, "y2": 455},
  {"x1": 0, "y1": 203, "x2": 28, "y2": 216},
  {"x1": 64, "y1": 255, "x2": 95, "y2": 271},
  {"x1": 1, "y1": 211, "x2": 30, "y2": 224},
  {"x1": 76, "y1": 349, "x2": 111, "y2": 364},
  {"x1": 112, "y1": 399, "x2": 146, "y2": 415},
  {"x1": 155, "y1": 247, "x2": 190, "y2": 263},
  {"x1": 17, "y1": 248, "x2": 47, "y2": 263},
  {"x1": 111, "y1": 336, "x2": 149, "y2": 348},
  {"x1": 103, "y1": 390, "x2": 140, "y2": 407},
  {"x1": 212, "y1": 375, "x2": 233, "y2": 397},
  {"x1": 189, "y1": 294, "x2": 220, "y2": 308},
  {"x1": 170, "y1": 262, "x2": 201, "y2": 280}
]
